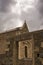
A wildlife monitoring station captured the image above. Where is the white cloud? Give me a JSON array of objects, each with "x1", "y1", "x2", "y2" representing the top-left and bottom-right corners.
[
  {"x1": 10, "y1": 0, "x2": 36, "y2": 15},
  {"x1": 40, "y1": 25, "x2": 43, "y2": 29}
]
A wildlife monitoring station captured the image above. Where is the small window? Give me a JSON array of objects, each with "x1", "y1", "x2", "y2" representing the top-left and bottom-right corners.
[
  {"x1": 7, "y1": 44, "x2": 10, "y2": 48},
  {"x1": 25, "y1": 46, "x2": 27, "y2": 58},
  {"x1": 37, "y1": 53, "x2": 39, "y2": 57}
]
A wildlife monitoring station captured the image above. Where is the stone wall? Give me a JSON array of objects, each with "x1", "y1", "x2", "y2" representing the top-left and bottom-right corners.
[{"x1": 0, "y1": 29, "x2": 43, "y2": 65}]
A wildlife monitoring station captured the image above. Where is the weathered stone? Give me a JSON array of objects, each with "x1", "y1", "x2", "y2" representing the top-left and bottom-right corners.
[{"x1": 0, "y1": 22, "x2": 43, "y2": 65}]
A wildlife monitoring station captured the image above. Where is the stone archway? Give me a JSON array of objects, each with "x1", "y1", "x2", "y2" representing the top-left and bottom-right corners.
[{"x1": 18, "y1": 39, "x2": 33, "y2": 60}]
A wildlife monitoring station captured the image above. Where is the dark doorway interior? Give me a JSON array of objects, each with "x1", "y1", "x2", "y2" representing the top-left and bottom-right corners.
[{"x1": 25, "y1": 46, "x2": 27, "y2": 58}]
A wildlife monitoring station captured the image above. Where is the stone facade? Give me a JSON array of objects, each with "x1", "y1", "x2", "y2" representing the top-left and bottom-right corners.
[{"x1": 0, "y1": 22, "x2": 43, "y2": 65}]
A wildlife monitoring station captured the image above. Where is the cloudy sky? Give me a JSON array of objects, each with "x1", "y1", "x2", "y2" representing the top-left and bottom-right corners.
[{"x1": 0, "y1": 0, "x2": 43, "y2": 33}]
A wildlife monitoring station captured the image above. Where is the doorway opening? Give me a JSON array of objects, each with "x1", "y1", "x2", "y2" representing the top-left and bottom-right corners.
[{"x1": 25, "y1": 46, "x2": 27, "y2": 58}]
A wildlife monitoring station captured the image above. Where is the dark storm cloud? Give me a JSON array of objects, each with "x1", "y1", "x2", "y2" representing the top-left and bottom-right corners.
[
  {"x1": 0, "y1": 0, "x2": 16, "y2": 12},
  {"x1": 37, "y1": 0, "x2": 43, "y2": 27},
  {"x1": 37, "y1": 0, "x2": 43, "y2": 16},
  {"x1": 0, "y1": 0, "x2": 43, "y2": 33}
]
